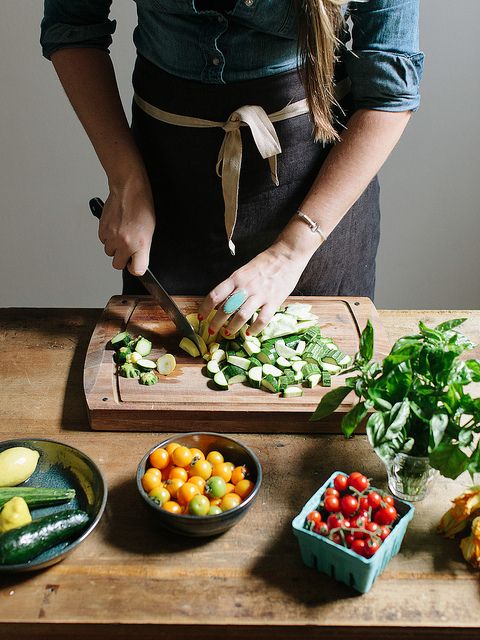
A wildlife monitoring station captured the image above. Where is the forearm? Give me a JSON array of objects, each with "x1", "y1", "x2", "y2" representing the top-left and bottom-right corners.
[
  {"x1": 274, "y1": 109, "x2": 411, "y2": 261},
  {"x1": 50, "y1": 48, "x2": 146, "y2": 188}
]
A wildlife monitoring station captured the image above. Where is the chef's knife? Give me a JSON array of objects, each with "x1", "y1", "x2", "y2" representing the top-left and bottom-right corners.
[{"x1": 89, "y1": 197, "x2": 201, "y2": 348}]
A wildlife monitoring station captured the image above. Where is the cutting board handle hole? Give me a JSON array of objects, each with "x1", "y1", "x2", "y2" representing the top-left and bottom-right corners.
[
  {"x1": 354, "y1": 302, "x2": 360, "y2": 306},
  {"x1": 102, "y1": 397, "x2": 109, "y2": 402},
  {"x1": 121, "y1": 300, "x2": 128, "y2": 304}
]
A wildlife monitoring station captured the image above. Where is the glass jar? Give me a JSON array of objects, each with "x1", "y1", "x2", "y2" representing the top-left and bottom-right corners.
[{"x1": 386, "y1": 453, "x2": 437, "y2": 502}]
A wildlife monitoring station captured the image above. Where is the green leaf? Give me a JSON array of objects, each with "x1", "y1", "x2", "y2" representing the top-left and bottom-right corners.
[
  {"x1": 366, "y1": 412, "x2": 386, "y2": 447},
  {"x1": 467, "y1": 444, "x2": 480, "y2": 476},
  {"x1": 458, "y1": 429, "x2": 474, "y2": 447},
  {"x1": 375, "y1": 442, "x2": 396, "y2": 463},
  {"x1": 367, "y1": 387, "x2": 393, "y2": 411},
  {"x1": 429, "y1": 442, "x2": 469, "y2": 479},
  {"x1": 310, "y1": 386, "x2": 351, "y2": 421},
  {"x1": 382, "y1": 343, "x2": 422, "y2": 371},
  {"x1": 359, "y1": 320, "x2": 374, "y2": 362},
  {"x1": 341, "y1": 401, "x2": 368, "y2": 438},
  {"x1": 465, "y1": 360, "x2": 480, "y2": 382},
  {"x1": 383, "y1": 400, "x2": 410, "y2": 440},
  {"x1": 419, "y1": 321, "x2": 443, "y2": 343},
  {"x1": 430, "y1": 414, "x2": 448, "y2": 448},
  {"x1": 435, "y1": 318, "x2": 467, "y2": 331}
]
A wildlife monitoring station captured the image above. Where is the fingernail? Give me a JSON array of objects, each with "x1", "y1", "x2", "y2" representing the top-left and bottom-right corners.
[
  {"x1": 198, "y1": 314, "x2": 203, "y2": 321},
  {"x1": 208, "y1": 327, "x2": 215, "y2": 335},
  {"x1": 246, "y1": 330, "x2": 251, "y2": 336},
  {"x1": 224, "y1": 329, "x2": 230, "y2": 336}
]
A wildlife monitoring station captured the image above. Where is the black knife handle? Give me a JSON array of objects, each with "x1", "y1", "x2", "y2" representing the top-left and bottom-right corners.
[{"x1": 89, "y1": 197, "x2": 105, "y2": 220}]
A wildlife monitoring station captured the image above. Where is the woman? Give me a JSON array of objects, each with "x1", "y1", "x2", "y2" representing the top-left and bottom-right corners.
[{"x1": 41, "y1": 1, "x2": 423, "y2": 336}]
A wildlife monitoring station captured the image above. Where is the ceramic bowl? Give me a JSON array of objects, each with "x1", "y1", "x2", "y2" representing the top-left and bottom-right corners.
[
  {"x1": 136, "y1": 432, "x2": 262, "y2": 537},
  {"x1": 0, "y1": 438, "x2": 107, "y2": 572}
]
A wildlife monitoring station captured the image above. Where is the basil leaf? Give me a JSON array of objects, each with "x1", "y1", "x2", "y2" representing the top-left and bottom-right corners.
[
  {"x1": 430, "y1": 414, "x2": 448, "y2": 448},
  {"x1": 467, "y1": 445, "x2": 480, "y2": 476},
  {"x1": 402, "y1": 437, "x2": 415, "y2": 453},
  {"x1": 419, "y1": 321, "x2": 444, "y2": 343},
  {"x1": 366, "y1": 412, "x2": 386, "y2": 447},
  {"x1": 310, "y1": 386, "x2": 351, "y2": 421},
  {"x1": 429, "y1": 442, "x2": 469, "y2": 479},
  {"x1": 435, "y1": 318, "x2": 467, "y2": 331},
  {"x1": 375, "y1": 442, "x2": 396, "y2": 463},
  {"x1": 359, "y1": 320, "x2": 374, "y2": 362},
  {"x1": 367, "y1": 387, "x2": 393, "y2": 411},
  {"x1": 383, "y1": 400, "x2": 410, "y2": 440},
  {"x1": 465, "y1": 360, "x2": 480, "y2": 382},
  {"x1": 458, "y1": 429, "x2": 474, "y2": 447},
  {"x1": 341, "y1": 401, "x2": 368, "y2": 438}
]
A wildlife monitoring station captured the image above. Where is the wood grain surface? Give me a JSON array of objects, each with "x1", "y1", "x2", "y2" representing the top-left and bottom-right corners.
[
  {"x1": 84, "y1": 296, "x2": 391, "y2": 432},
  {"x1": 0, "y1": 307, "x2": 479, "y2": 640}
]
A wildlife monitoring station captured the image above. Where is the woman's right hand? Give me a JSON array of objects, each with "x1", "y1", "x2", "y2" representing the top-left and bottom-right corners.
[{"x1": 98, "y1": 176, "x2": 156, "y2": 276}]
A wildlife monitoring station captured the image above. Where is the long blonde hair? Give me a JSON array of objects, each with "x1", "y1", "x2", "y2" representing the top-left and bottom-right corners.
[{"x1": 295, "y1": 0, "x2": 345, "y2": 143}]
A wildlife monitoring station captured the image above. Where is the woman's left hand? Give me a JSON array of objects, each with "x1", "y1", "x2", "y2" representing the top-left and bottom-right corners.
[{"x1": 197, "y1": 243, "x2": 310, "y2": 337}]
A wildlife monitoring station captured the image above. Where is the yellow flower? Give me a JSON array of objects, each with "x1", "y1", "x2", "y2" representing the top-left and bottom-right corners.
[
  {"x1": 437, "y1": 486, "x2": 480, "y2": 538},
  {"x1": 460, "y1": 516, "x2": 480, "y2": 569}
]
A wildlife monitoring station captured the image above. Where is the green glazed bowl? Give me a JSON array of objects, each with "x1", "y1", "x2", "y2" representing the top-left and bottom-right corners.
[
  {"x1": 137, "y1": 432, "x2": 262, "y2": 537},
  {"x1": 0, "y1": 438, "x2": 107, "y2": 572}
]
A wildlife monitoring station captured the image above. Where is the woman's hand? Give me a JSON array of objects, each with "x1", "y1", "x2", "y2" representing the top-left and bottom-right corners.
[
  {"x1": 198, "y1": 242, "x2": 310, "y2": 337},
  {"x1": 98, "y1": 176, "x2": 156, "y2": 276}
]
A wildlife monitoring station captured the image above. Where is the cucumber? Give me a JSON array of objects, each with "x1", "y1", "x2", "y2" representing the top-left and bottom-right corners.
[
  {"x1": 135, "y1": 337, "x2": 152, "y2": 357},
  {"x1": 293, "y1": 370, "x2": 304, "y2": 382},
  {"x1": 230, "y1": 341, "x2": 241, "y2": 352},
  {"x1": 0, "y1": 487, "x2": 75, "y2": 510},
  {"x1": 248, "y1": 366, "x2": 263, "y2": 388},
  {"x1": 321, "y1": 371, "x2": 332, "y2": 387},
  {"x1": 295, "y1": 340, "x2": 306, "y2": 355},
  {"x1": 275, "y1": 341, "x2": 298, "y2": 360},
  {"x1": 243, "y1": 340, "x2": 261, "y2": 356},
  {"x1": 208, "y1": 342, "x2": 221, "y2": 354},
  {"x1": 0, "y1": 509, "x2": 90, "y2": 565},
  {"x1": 213, "y1": 371, "x2": 229, "y2": 390},
  {"x1": 110, "y1": 331, "x2": 131, "y2": 349},
  {"x1": 338, "y1": 354, "x2": 352, "y2": 367},
  {"x1": 305, "y1": 373, "x2": 321, "y2": 388},
  {"x1": 262, "y1": 364, "x2": 283, "y2": 378},
  {"x1": 302, "y1": 363, "x2": 321, "y2": 377},
  {"x1": 222, "y1": 365, "x2": 247, "y2": 384},
  {"x1": 206, "y1": 360, "x2": 221, "y2": 378},
  {"x1": 227, "y1": 355, "x2": 251, "y2": 371},
  {"x1": 302, "y1": 326, "x2": 322, "y2": 342},
  {"x1": 249, "y1": 356, "x2": 262, "y2": 368},
  {"x1": 292, "y1": 360, "x2": 307, "y2": 373},
  {"x1": 261, "y1": 375, "x2": 279, "y2": 393},
  {"x1": 136, "y1": 358, "x2": 157, "y2": 371},
  {"x1": 281, "y1": 386, "x2": 303, "y2": 398},
  {"x1": 235, "y1": 349, "x2": 247, "y2": 358},
  {"x1": 258, "y1": 349, "x2": 276, "y2": 365},
  {"x1": 211, "y1": 349, "x2": 226, "y2": 363},
  {"x1": 275, "y1": 356, "x2": 291, "y2": 370},
  {"x1": 320, "y1": 361, "x2": 343, "y2": 374}
]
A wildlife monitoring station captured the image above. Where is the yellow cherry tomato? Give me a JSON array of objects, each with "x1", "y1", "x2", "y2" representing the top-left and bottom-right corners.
[
  {"x1": 224, "y1": 461, "x2": 235, "y2": 473},
  {"x1": 209, "y1": 497, "x2": 222, "y2": 507},
  {"x1": 165, "y1": 442, "x2": 181, "y2": 456},
  {"x1": 169, "y1": 467, "x2": 189, "y2": 482},
  {"x1": 224, "y1": 482, "x2": 235, "y2": 494},
  {"x1": 235, "y1": 479, "x2": 255, "y2": 499},
  {"x1": 206, "y1": 450, "x2": 224, "y2": 465},
  {"x1": 141, "y1": 467, "x2": 162, "y2": 492},
  {"x1": 189, "y1": 448, "x2": 205, "y2": 462},
  {"x1": 211, "y1": 463, "x2": 232, "y2": 483},
  {"x1": 148, "y1": 486, "x2": 170, "y2": 506},
  {"x1": 149, "y1": 447, "x2": 170, "y2": 470},
  {"x1": 177, "y1": 482, "x2": 200, "y2": 506},
  {"x1": 163, "y1": 501, "x2": 182, "y2": 514},
  {"x1": 189, "y1": 476, "x2": 206, "y2": 492},
  {"x1": 171, "y1": 445, "x2": 194, "y2": 468},
  {"x1": 220, "y1": 493, "x2": 242, "y2": 511},
  {"x1": 231, "y1": 465, "x2": 248, "y2": 485},
  {"x1": 164, "y1": 477, "x2": 184, "y2": 499},
  {"x1": 190, "y1": 458, "x2": 212, "y2": 480}
]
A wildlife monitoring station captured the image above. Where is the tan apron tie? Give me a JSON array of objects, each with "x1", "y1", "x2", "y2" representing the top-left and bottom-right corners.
[{"x1": 133, "y1": 78, "x2": 350, "y2": 255}]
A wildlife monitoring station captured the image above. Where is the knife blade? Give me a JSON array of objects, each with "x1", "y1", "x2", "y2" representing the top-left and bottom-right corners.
[{"x1": 89, "y1": 197, "x2": 201, "y2": 349}]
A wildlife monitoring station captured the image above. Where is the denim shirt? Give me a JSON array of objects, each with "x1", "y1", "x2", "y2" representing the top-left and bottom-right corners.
[{"x1": 41, "y1": 0, "x2": 424, "y2": 111}]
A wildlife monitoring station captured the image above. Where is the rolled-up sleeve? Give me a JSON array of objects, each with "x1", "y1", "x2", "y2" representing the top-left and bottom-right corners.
[
  {"x1": 344, "y1": 0, "x2": 425, "y2": 112},
  {"x1": 41, "y1": 0, "x2": 116, "y2": 59}
]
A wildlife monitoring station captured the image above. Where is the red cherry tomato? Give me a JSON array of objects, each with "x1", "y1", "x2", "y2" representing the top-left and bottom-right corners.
[
  {"x1": 324, "y1": 495, "x2": 340, "y2": 513},
  {"x1": 327, "y1": 513, "x2": 345, "y2": 530},
  {"x1": 378, "y1": 526, "x2": 391, "y2": 541},
  {"x1": 329, "y1": 531, "x2": 343, "y2": 545},
  {"x1": 341, "y1": 495, "x2": 359, "y2": 516},
  {"x1": 333, "y1": 474, "x2": 349, "y2": 493},
  {"x1": 364, "y1": 538, "x2": 381, "y2": 557},
  {"x1": 350, "y1": 515, "x2": 366, "y2": 529},
  {"x1": 357, "y1": 509, "x2": 369, "y2": 520},
  {"x1": 359, "y1": 497, "x2": 370, "y2": 511},
  {"x1": 345, "y1": 533, "x2": 355, "y2": 546},
  {"x1": 306, "y1": 510, "x2": 322, "y2": 526},
  {"x1": 367, "y1": 491, "x2": 382, "y2": 510},
  {"x1": 374, "y1": 506, "x2": 397, "y2": 526},
  {"x1": 314, "y1": 522, "x2": 329, "y2": 536},
  {"x1": 348, "y1": 472, "x2": 369, "y2": 493},
  {"x1": 325, "y1": 487, "x2": 340, "y2": 498},
  {"x1": 383, "y1": 495, "x2": 395, "y2": 507},
  {"x1": 365, "y1": 521, "x2": 379, "y2": 536},
  {"x1": 351, "y1": 539, "x2": 367, "y2": 556}
]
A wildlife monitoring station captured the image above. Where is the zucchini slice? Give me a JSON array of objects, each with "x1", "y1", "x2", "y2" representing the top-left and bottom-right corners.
[
  {"x1": 213, "y1": 371, "x2": 229, "y2": 390},
  {"x1": 179, "y1": 337, "x2": 200, "y2": 358},
  {"x1": 248, "y1": 366, "x2": 263, "y2": 388},
  {"x1": 261, "y1": 375, "x2": 279, "y2": 393},
  {"x1": 281, "y1": 386, "x2": 303, "y2": 398},
  {"x1": 243, "y1": 340, "x2": 261, "y2": 356},
  {"x1": 321, "y1": 371, "x2": 332, "y2": 387},
  {"x1": 305, "y1": 373, "x2": 321, "y2": 388},
  {"x1": 110, "y1": 331, "x2": 131, "y2": 349},
  {"x1": 156, "y1": 354, "x2": 176, "y2": 376},
  {"x1": 211, "y1": 349, "x2": 226, "y2": 363},
  {"x1": 262, "y1": 364, "x2": 283, "y2": 378},
  {"x1": 227, "y1": 355, "x2": 251, "y2": 371},
  {"x1": 319, "y1": 361, "x2": 343, "y2": 374},
  {"x1": 206, "y1": 360, "x2": 221, "y2": 378},
  {"x1": 275, "y1": 341, "x2": 298, "y2": 360},
  {"x1": 223, "y1": 365, "x2": 247, "y2": 384},
  {"x1": 135, "y1": 337, "x2": 152, "y2": 357},
  {"x1": 137, "y1": 358, "x2": 157, "y2": 371}
]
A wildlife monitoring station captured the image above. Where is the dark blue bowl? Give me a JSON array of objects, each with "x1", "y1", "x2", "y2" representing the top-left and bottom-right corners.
[{"x1": 136, "y1": 432, "x2": 262, "y2": 537}]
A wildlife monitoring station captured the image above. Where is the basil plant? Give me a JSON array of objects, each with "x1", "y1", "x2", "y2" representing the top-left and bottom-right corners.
[{"x1": 311, "y1": 318, "x2": 480, "y2": 480}]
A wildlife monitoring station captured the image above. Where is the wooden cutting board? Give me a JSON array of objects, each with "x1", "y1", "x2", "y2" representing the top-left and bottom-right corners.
[{"x1": 84, "y1": 295, "x2": 390, "y2": 433}]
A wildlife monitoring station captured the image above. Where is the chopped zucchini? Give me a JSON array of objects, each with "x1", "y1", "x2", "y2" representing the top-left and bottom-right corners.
[
  {"x1": 223, "y1": 365, "x2": 247, "y2": 384},
  {"x1": 243, "y1": 340, "x2": 261, "y2": 356},
  {"x1": 248, "y1": 366, "x2": 263, "y2": 388},
  {"x1": 321, "y1": 371, "x2": 332, "y2": 387},
  {"x1": 186, "y1": 313, "x2": 200, "y2": 333},
  {"x1": 319, "y1": 361, "x2": 343, "y2": 374},
  {"x1": 213, "y1": 371, "x2": 229, "y2": 390},
  {"x1": 292, "y1": 360, "x2": 307, "y2": 373},
  {"x1": 135, "y1": 337, "x2": 152, "y2": 357},
  {"x1": 156, "y1": 354, "x2": 176, "y2": 375},
  {"x1": 275, "y1": 356, "x2": 291, "y2": 370},
  {"x1": 227, "y1": 355, "x2": 251, "y2": 371},
  {"x1": 262, "y1": 364, "x2": 283, "y2": 378},
  {"x1": 208, "y1": 342, "x2": 221, "y2": 354},
  {"x1": 126, "y1": 351, "x2": 143, "y2": 365},
  {"x1": 258, "y1": 348, "x2": 276, "y2": 365},
  {"x1": 114, "y1": 346, "x2": 131, "y2": 364},
  {"x1": 137, "y1": 358, "x2": 157, "y2": 371},
  {"x1": 119, "y1": 363, "x2": 140, "y2": 379},
  {"x1": 179, "y1": 337, "x2": 200, "y2": 358},
  {"x1": 305, "y1": 373, "x2": 321, "y2": 388},
  {"x1": 110, "y1": 331, "x2": 131, "y2": 349},
  {"x1": 211, "y1": 349, "x2": 226, "y2": 363},
  {"x1": 206, "y1": 360, "x2": 221, "y2": 378},
  {"x1": 139, "y1": 371, "x2": 158, "y2": 385},
  {"x1": 249, "y1": 356, "x2": 262, "y2": 368},
  {"x1": 284, "y1": 303, "x2": 312, "y2": 318},
  {"x1": 261, "y1": 375, "x2": 279, "y2": 393},
  {"x1": 295, "y1": 340, "x2": 306, "y2": 355},
  {"x1": 302, "y1": 363, "x2": 321, "y2": 378},
  {"x1": 275, "y1": 341, "x2": 298, "y2": 360},
  {"x1": 281, "y1": 386, "x2": 303, "y2": 398}
]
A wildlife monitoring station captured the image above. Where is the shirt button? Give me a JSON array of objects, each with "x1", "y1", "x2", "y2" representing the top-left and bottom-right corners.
[
  {"x1": 244, "y1": 0, "x2": 254, "y2": 6},
  {"x1": 212, "y1": 57, "x2": 220, "y2": 66}
]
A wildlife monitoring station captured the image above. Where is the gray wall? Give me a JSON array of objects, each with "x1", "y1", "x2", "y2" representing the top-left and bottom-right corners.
[{"x1": 1, "y1": 1, "x2": 479, "y2": 309}]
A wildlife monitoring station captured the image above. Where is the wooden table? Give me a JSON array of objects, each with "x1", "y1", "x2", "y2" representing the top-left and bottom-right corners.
[{"x1": 0, "y1": 308, "x2": 479, "y2": 640}]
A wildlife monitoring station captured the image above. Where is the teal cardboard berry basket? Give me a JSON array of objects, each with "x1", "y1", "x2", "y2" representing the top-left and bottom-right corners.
[{"x1": 292, "y1": 471, "x2": 415, "y2": 594}]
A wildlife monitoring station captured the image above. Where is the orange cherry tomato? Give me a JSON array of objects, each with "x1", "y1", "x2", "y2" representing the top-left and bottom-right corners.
[
  {"x1": 206, "y1": 450, "x2": 224, "y2": 465},
  {"x1": 149, "y1": 447, "x2": 170, "y2": 470},
  {"x1": 148, "y1": 486, "x2": 171, "y2": 506},
  {"x1": 172, "y1": 445, "x2": 194, "y2": 468},
  {"x1": 224, "y1": 461, "x2": 235, "y2": 473},
  {"x1": 189, "y1": 448, "x2": 205, "y2": 462},
  {"x1": 189, "y1": 476, "x2": 206, "y2": 492},
  {"x1": 163, "y1": 501, "x2": 182, "y2": 514},
  {"x1": 211, "y1": 463, "x2": 232, "y2": 483},
  {"x1": 164, "y1": 477, "x2": 184, "y2": 499},
  {"x1": 209, "y1": 497, "x2": 222, "y2": 507},
  {"x1": 235, "y1": 479, "x2": 255, "y2": 499},
  {"x1": 224, "y1": 482, "x2": 235, "y2": 494},
  {"x1": 190, "y1": 459, "x2": 212, "y2": 480},
  {"x1": 231, "y1": 465, "x2": 248, "y2": 485},
  {"x1": 165, "y1": 442, "x2": 181, "y2": 456},
  {"x1": 177, "y1": 482, "x2": 200, "y2": 506},
  {"x1": 141, "y1": 467, "x2": 162, "y2": 492},
  {"x1": 169, "y1": 467, "x2": 189, "y2": 482},
  {"x1": 220, "y1": 493, "x2": 242, "y2": 511}
]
